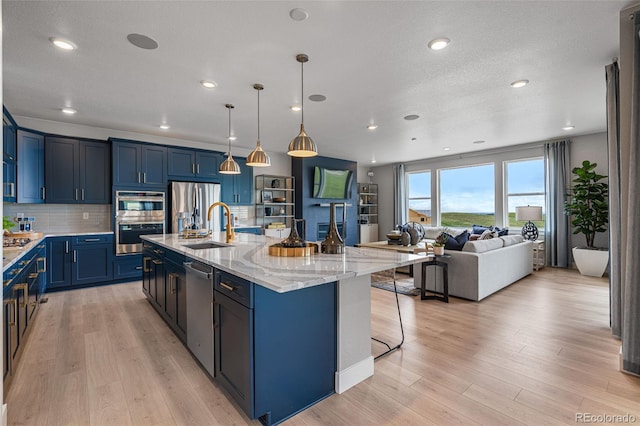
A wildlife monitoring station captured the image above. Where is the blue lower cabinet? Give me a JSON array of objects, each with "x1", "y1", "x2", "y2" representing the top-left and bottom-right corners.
[
  {"x1": 234, "y1": 227, "x2": 261, "y2": 235},
  {"x1": 113, "y1": 254, "x2": 143, "y2": 280},
  {"x1": 47, "y1": 234, "x2": 114, "y2": 290},
  {"x1": 215, "y1": 271, "x2": 336, "y2": 425},
  {"x1": 164, "y1": 259, "x2": 187, "y2": 340}
]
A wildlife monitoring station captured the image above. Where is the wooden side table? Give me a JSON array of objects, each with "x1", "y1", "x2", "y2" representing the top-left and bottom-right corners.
[{"x1": 533, "y1": 240, "x2": 545, "y2": 271}]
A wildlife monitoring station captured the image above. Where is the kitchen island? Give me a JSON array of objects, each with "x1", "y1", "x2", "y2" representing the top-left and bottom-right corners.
[{"x1": 141, "y1": 232, "x2": 425, "y2": 425}]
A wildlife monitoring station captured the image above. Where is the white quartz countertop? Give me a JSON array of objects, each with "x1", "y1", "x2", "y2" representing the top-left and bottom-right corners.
[{"x1": 142, "y1": 233, "x2": 425, "y2": 293}]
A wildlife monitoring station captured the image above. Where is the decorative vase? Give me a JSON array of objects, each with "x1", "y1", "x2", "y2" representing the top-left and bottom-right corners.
[
  {"x1": 400, "y1": 231, "x2": 411, "y2": 246},
  {"x1": 408, "y1": 228, "x2": 419, "y2": 245},
  {"x1": 433, "y1": 246, "x2": 445, "y2": 256},
  {"x1": 572, "y1": 247, "x2": 609, "y2": 277},
  {"x1": 321, "y1": 202, "x2": 346, "y2": 254}
]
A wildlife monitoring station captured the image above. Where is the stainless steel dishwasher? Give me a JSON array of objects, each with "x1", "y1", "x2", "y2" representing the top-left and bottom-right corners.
[{"x1": 184, "y1": 260, "x2": 215, "y2": 377}]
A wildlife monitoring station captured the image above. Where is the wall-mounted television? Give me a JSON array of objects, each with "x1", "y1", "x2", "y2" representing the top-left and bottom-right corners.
[{"x1": 313, "y1": 166, "x2": 353, "y2": 199}]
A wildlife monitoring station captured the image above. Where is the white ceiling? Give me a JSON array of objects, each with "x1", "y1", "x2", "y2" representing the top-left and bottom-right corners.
[{"x1": 2, "y1": 1, "x2": 631, "y2": 166}]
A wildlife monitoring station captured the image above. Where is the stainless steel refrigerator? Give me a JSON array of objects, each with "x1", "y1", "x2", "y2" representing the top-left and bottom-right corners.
[{"x1": 170, "y1": 181, "x2": 221, "y2": 233}]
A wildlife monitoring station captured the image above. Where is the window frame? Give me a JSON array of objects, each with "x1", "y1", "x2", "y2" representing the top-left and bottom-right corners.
[
  {"x1": 503, "y1": 157, "x2": 545, "y2": 227},
  {"x1": 406, "y1": 170, "x2": 432, "y2": 225},
  {"x1": 438, "y1": 162, "x2": 496, "y2": 227}
]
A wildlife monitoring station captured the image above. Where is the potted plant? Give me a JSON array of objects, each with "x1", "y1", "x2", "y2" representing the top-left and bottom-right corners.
[
  {"x1": 563, "y1": 160, "x2": 609, "y2": 277},
  {"x1": 432, "y1": 231, "x2": 449, "y2": 256}
]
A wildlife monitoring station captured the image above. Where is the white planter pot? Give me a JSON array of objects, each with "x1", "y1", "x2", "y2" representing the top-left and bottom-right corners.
[{"x1": 572, "y1": 247, "x2": 609, "y2": 277}]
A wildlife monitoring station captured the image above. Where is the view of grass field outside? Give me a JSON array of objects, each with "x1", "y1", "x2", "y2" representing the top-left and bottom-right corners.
[
  {"x1": 440, "y1": 164, "x2": 495, "y2": 227},
  {"x1": 506, "y1": 158, "x2": 545, "y2": 229},
  {"x1": 405, "y1": 159, "x2": 546, "y2": 229}
]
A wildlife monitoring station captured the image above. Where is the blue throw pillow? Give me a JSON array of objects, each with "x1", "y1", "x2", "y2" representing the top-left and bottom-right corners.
[
  {"x1": 472, "y1": 224, "x2": 491, "y2": 235},
  {"x1": 494, "y1": 226, "x2": 509, "y2": 236},
  {"x1": 445, "y1": 230, "x2": 469, "y2": 251}
]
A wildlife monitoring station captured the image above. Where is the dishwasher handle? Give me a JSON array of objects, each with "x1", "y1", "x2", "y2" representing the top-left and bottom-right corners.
[{"x1": 183, "y1": 261, "x2": 213, "y2": 280}]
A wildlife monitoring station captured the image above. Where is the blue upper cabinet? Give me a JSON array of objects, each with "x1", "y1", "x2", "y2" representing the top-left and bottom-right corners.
[
  {"x1": 45, "y1": 136, "x2": 111, "y2": 204},
  {"x1": 112, "y1": 139, "x2": 166, "y2": 188},
  {"x1": 3, "y1": 160, "x2": 16, "y2": 203},
  {"x1": 3, "y1": 108, "x2": 17, "y2": 162},
  {"x1": 17, "y1": 130, "x2": 45, "y2": 204},
  {"x1": 221, "y1": 157, "x2": 253, "y2": 205},
  {"x1": 168, "y1": 147, "x2": 221, "y2": 181}
]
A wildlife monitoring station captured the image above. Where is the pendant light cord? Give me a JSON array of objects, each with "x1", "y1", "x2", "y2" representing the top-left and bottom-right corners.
[
  {"x1": 257, "y1": 89, "x2": 260, "y2": 141},
  {"x1": 301, "y1": 60, "x2": 304, "y2": 124},
  {"x1": 228, "y1": 106, "x2": 232, "y2": 155}
]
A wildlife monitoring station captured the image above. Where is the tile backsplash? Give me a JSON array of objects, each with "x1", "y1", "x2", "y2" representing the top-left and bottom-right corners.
[{"x1": 3, "y1": 204, "x2": 112, "y2": 234}]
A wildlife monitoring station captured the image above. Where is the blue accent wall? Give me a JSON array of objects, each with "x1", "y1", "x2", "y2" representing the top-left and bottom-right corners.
[{"x1": 292, "y1": 156, "x2": 358, "y2": 246}]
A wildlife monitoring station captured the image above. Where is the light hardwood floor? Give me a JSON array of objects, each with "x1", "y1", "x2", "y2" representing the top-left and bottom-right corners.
[{"x1": 6, "y1": 268, "x2": 640, "y2": 425}]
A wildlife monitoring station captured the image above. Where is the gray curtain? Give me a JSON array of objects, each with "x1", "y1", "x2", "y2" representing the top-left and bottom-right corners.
[
  {"x1": 606, "y1": 61, "x2": 622, "y2": 338},
  {"x1": 544, "y1": 140, "x2": 571, "y2": 268},
  {"x1": 393, "y1": 164, "x2": 406, "y2": 227},
  {"x1": 621, "y1": 17, "x2": 640, "y2": 375}
]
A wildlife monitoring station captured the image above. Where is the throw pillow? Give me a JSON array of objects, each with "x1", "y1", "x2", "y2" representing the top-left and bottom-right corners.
[
  {"x1": 479, "y1": 229, "x2": 498, "y2": 240},
  {"x1": 472, "y1": 224, "x2": 491, "y2": 235},
  {"x1": 494, "y1": 226, "x2": 509, "y2": 236},
  {"x1": 444, "y1": 230, "x2": 470, "y2": 251}
]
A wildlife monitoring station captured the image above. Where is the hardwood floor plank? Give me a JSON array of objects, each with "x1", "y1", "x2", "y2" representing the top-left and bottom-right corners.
[
  {"x1": 84, "y1": 331, "x2": 120, "y2": 389},
  {"x1": 88, "y1": 381, "x2": 134, "y2": 426},
  {"x1": 46, "y1": 371, "x2": 89, "y2": 426}
]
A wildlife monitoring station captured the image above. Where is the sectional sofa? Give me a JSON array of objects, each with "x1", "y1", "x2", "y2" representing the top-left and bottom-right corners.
[{"x1": 415, "y1": 227, "x2": 533, "y2": 301}]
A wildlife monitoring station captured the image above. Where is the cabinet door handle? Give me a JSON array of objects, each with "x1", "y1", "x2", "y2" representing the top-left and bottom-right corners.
[
  {"x1": 152, "y1": 259, "x2": 163, "y2": 265},
  {"x1": 137, "y1": 172, "x2": 141, "y2": 183},
  {"x1": 143, "y1": 257, "x2": 151, "y2": 272},
  {"x1": 75, "y1": 188, "x2": 79, "y2": 200},
  {"x1": 73, "y1": 249, "x2": 77, "y2": 263},
  {"x1": 143, "y1": 172, "x2": 146, "y2": 183},
  {"x1": 65, "y1": 241, "x2": 69, "y2": 254},
  {"x1": 3, "y1": 299, "x2": 17, "y2": 326},
  {"x1": 169, "y1": 273, "x2": 178, "y2": 294},
  {"x1": 196, "y1": 164, "x2": 200, "y2": 174},
  {"x1": 81, "y1": 188, "x2": 85, "y2": 201},
  {"x1": 37, "y1": 257, "x2": 46, "y2": 273},
  {"x1": 219, "y1": 282, "x2": 235, "y2": 292},
  {"x1": 28, "y1": 273, "x2": 38, "y2": 279},
  {"x1": 14, "y1": 283, "x2": 28, "y2": 308},
  {"x1": 7, "y1": 182, "x2": 15, "y2": 197},
  {"x1": 41, "y1": 187, "x2": 46, "y2": 200},
  {"x1": 84, "y1": 238, "x2": 101, "y2": 242},
  {"x1": 192, "y1": 163, "x2": 196, "y2": 174},
  {"x1": 135, "y1": 266, "x2": 143, "y2": 270}
]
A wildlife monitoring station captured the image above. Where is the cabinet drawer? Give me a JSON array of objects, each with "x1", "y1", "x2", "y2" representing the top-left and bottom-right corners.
[
  {"x1": 113, "y1": 255, "x2": 143, "y2": 280},
  {"x1": 73, "y1": 234, "x2": 113, "y2": 245},
  {"x1": 215, "y1": 270, "x2": 253, "y2": 308}
]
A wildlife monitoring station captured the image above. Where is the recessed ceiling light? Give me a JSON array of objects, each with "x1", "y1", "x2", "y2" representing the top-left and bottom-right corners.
[
  {"x1": 200, "y1": 80, "x2": 217, "y2": 89},
  {"x1": 473, "y1": 140, "x2": 485, "y2": 144},
  {"x1": 159, "y1": 124, "x2": 170, "y2": 130},
  {"x1": 562, "y1": 125, "x2": 575, "y2": 131},
  {"x1": 510, "y1": 79, "x2": 529, "y2": 88},
  {"x1": 50, "y1": 37, "x2": 77, "y2": 51},
  {"x1": 428, "y1": 38, "x2": 450, "y2": 50},
  {"x1": 404, "y1": 114, "x2": 420, "y2": 121},
  {"x1": 371, "y1": 159, "x2": 377, "y2": 164},
  {"x1": 229, "y1": 136, "x2": 237, "y2": 141},
  {"x1": 309, "y1": 94, "x2": 326, "y2": 102},
  {"x1": 411, "y1": 137, "x2": 417, "y2": 141},
  {"x1": 289, "y1": 8, "x2": 309, "y2": 21},
  {"x1": 61, "y1": 107, "x2": 77, "y2": 115},
  {"x1": 127, "y1": 33, "x2": 158, "y2": 50},
  {"x1": 367, "y1": 124, "x2": 378, "y2": 130},
  {"x1": 290, "y1": 105, "x2": 301, "y2": 112},
  {"x1": 443, "y1": 147, "x2": 451, "y2": 151}
]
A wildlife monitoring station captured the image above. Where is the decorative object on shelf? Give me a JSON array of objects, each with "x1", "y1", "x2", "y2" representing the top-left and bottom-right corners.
[
  {"x1": 321, "y1": 202, "x2": 346, "y2": 254},
  {"x1": 400, "y1": 231, "x2": 411, "y2": 246},
  {"x1": 273, "y1": 197, "x2": 286, "y2": 203},
  {"x1": 516, "y1": 205, "x2": 542, "y2": 241},
  {"x1": 271, "y1": 179, "x2": 280, "y2": 188},
  {"x1": 288, "y1": 54, "x2": 318, "y2": 157},
  {"x1": 563, "y1": 160, "x2": 609, "y2": 277},
  {"x1": 262, "y1": 191, "x2": 273, "y2": 203},
  {"x1": 399, "y1": 222, "x2": 425, "y2": 242},
  {"x1": 246, "y1": 83, "x2": 271, "y2": 167},
  {"x1": 219, "y1": 104, "x2": 241, "y2": 174}
]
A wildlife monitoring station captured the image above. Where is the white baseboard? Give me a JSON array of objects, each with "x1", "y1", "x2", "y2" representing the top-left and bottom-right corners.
[
  {"x1": 334, "y1": 356, "x2": 374, "y2": 394},
  {"x1": 2, "y1": 403, "x2": 7, "y2": 426}
]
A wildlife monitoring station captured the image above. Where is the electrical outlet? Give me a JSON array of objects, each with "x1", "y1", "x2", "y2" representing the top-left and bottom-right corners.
[{"x1": 83, "y1": 212, "x2": 89, "y2": 220}]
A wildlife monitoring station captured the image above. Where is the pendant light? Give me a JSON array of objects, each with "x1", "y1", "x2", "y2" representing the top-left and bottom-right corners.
[
  {"x1": 246, "y1": 84, "x2": 271, "y2": 167},
  {"x1": 219, "y1": 104, "x2": 241, "y2": 174},
  {"x1": 288, "y1": 53, "x2": 318, "y2": 157}
]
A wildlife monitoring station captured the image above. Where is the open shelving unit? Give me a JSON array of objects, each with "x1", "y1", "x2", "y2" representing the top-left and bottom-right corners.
[
  {"x1": 358, "y1": 183, "x2": 378, "y2": 243},
  {"x1": 255, "y1": 175, "x2": 294, "y2": 237}
]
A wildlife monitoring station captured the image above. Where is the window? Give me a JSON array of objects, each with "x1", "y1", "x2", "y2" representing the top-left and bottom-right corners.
[
  {"x1": 505, "y1": 158, "x2": 545, "y2": 228},
  {"x1": 439, "y1": 164, "x2": 495, "y2": 227},
  {"x1": 407, "y1": 171, "x2": 431, "y2": 225}
]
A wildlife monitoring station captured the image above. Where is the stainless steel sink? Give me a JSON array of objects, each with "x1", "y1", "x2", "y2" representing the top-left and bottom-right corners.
[{"x1": 183, "y1": 242, "x2": 232, "y2": 250}]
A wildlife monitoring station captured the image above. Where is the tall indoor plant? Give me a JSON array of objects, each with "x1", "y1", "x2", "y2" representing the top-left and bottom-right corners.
[{"x1": 564, "y1": 160, "x2": 609, "y2": 276}]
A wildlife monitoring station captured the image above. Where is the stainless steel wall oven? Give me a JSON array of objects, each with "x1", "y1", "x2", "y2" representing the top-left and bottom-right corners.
[{"x1": 115, "y1": 190, "x2": 165, "y2": 255}]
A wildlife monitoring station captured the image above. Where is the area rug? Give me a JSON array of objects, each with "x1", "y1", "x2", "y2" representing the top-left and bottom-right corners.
[{"x1": 371, "y1": 273, "x2": 420, "y2": 296}]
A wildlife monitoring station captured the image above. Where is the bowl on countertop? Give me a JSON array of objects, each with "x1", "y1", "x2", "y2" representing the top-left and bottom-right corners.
[{"x1": 386, "y1": 233, "x2": 402, "y2": 240}]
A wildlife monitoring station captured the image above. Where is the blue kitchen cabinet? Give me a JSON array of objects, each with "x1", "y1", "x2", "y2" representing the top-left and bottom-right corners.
[
  {"x1": 47, "y1": 235, "x2": 114, "y2": 290},
  {"x1": 112, "y1": 139, "x2": 167, "y2": 188},
  {"x1": 168, "y1": 147, "x2": 221, "y2": 180},
  {"x1": 45, "y1": 137, "x2": 110, "y2": 204},
  {"x1": 72, "y1": 235, "x2": 113, "y2": 286},
  {"x1": 3, "y1": 108, "x2": 17, "y2": 162},
  {"x1": 47, "y1": 237, "x2": 72, "y2": 289},
  {"x1": 164, "y1": 258, "x2": 187, "y2": 340},
  {"x1": 3, "y1": 159, "x2": 16, "y2": 203},
  {"x1": 221, "y1": 157, "x2": 253, "y2": 205},
  {"x1": 17, "y1": 130, "x2": 45, "y2": 203},
  {"x1": 214, "y1": 270, "x2": 336, "y2": 425},
  {"x1": 113, "y1": 254, "x2": 143, "y2": 280},
  {"x1": 234, "y1": 227, "x2": 261, "y2": 235}
]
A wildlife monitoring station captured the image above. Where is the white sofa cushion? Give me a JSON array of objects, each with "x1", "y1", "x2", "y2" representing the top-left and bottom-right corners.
[
  {"x1": 500, "y1": 234, "x2": 524, "y2": 247},
  {"x1": 462, "y1": 238, "x2": 503, "y2": 253}
]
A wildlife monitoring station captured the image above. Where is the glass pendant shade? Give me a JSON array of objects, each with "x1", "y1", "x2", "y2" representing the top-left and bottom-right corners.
[
  {"x1": 288, "y1": 124, "x2": 317, "y2": 157},
  {"x1": 220, "y1": 103, "x2": 241, "y2": 175},
  {"x1": 288, "y1": 54, "x2": 318, "y2": 157},
  {"x1": 247, "y1": 84, "x2": 271, "y2": 167}
]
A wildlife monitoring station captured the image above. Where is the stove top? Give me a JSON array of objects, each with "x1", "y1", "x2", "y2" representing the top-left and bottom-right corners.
[{"x1": 3, "y1": 238, "x2": 31, "y2": 248}]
